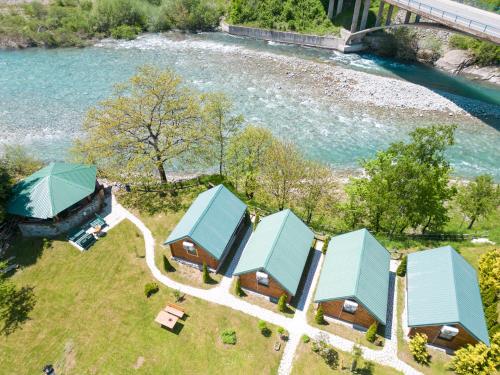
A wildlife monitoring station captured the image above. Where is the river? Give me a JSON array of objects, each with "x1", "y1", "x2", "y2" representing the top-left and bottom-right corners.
[{"x1": 0, "y1": 32, "x2": 499, "y2": 179}]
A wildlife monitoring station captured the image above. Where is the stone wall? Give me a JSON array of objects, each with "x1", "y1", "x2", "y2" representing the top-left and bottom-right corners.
[
  {"x1": 18, "y1": 189, "x2": 105, "y2": 237},
  {"x1": 222, "y1": 22, "x2": 364, "y2": 52}
]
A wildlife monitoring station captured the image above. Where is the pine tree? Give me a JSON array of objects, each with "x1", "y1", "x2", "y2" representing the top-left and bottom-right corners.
[
  {"x1": 365, "y1": 322, "x2": 378, "y2": 343},
  {"x1": 397, "y1": 255, "x2": 407, "y2": 277},
  {"x1": 163, "y1": 254, "x2": 174, "y2": 272},
  {"x1": 315, "y1": 305, "x2": 325, "y2": 324},
  {"x1": 235, "y1": 277, "x2": 243, "y2": 297},
  {"x1": 277, "y1": 294, "x2": 287, "y2": 312},
  {"x1": 202, "y1": 262, "x2": 210, "y2": 284}
]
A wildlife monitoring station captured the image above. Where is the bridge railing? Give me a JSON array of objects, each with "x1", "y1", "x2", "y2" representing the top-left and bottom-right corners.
[{"x1": 394, "y1": 0, "x2": 500, "y2": 37}]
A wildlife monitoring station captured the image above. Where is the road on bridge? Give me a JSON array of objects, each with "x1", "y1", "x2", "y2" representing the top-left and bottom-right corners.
[{"x1": 387, "y1": 0, "x2": 500, "y2": 41}]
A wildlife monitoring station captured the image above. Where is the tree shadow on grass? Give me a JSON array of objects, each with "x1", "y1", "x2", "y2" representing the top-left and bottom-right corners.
[{"x1": 1, "y1": 285, "x2": 36, "y2": 336}]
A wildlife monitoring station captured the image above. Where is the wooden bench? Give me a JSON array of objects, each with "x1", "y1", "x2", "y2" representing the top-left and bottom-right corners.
[{"x1": 165, "y1": 303, "x2": 185, "y2": 319}]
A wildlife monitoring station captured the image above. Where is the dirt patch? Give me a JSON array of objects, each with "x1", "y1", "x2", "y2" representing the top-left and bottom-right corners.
[
  {"x1": 133, "y1": 356, "x2": 145, "y2": 369},
  {"x1": 55, "y1": 340, "x2": 76, "y2": 374}
]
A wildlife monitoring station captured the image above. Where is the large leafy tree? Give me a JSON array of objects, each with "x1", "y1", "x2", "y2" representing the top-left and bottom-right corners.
[
  {"x1": 344, "y1": 125, "x2": 456, "y2": 234},
  {"x1": 201, "y1": 93, "x2": 244, "y2": 176},
  {"x1": 74, "y1": 65, "x2": 204, "y2": 184},
  {"x1": 297, "y1": 160, "x2": 337, "y2": 225},
  {"x1": 225, "y1": 125, "x2": 274, "y2": 199},
  {"x1": 260, "y1": 140, "x2": 305, "y2": 210},
  {"x1": 457, "y1": 174, "x2": 499, "y2": 229}
]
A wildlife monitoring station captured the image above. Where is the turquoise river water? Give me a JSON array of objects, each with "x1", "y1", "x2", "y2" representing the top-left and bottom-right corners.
[{"x1": 0, "y1": 32, "x2": 499, "y2": 179}]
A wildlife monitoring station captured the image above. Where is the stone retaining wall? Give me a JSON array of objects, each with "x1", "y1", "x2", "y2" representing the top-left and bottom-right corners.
[
  {"x1": 222, "y1": 22, "x2": 365, "y2": 52},
  {"x1": 18, "y1": 189, "x2": 105, "y2": 237}
]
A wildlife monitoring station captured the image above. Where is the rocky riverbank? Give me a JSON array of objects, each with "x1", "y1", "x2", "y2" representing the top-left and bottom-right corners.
[{"x1": 99, "y1": 34, "x2": 500, "y2": 120}]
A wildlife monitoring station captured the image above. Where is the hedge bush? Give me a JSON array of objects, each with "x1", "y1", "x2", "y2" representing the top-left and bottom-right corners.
[
  {"x1": 221, "y1": 329, "x2": 237, "y2": 345},
  {"x1": 144, "y1": 282, "x2": 159, "y2": 297},
  {"x1": 258, "y1": 320, "x2": 271, "y2": 337},
  {"x1": 409, "y1": 333, "x2": 430, "y2": 365}
]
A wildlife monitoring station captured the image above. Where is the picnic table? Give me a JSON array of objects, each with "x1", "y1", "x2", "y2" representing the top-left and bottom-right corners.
[{"x1": 155, "y1": 311, "x2": 178, "y2": 330}]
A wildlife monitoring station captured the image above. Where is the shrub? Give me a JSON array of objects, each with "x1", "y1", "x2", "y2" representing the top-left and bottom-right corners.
[
  {"x1": 144, "y1": 282, "x2": 159, "y2": 297},
  {"x1": 221, "y1": 329, "x2": 237, "y2": 345},
  {"x1": 449, "y1": 332, "x2": 499, "y2": 375},
  {"x1": 315, "y1": 306, "x2": 325, "y2": 325},
  {"x1": 91, "y1": 0, "x2": 147, "y2": 33},
  {"x1": 351, "y1": 344, "x2": 363, "y2": 372},
  {"x1": 301, "y1": 334, "x2": 310, "y2": 343},
  {"x1": 110, "y1": 24, "x2": 141, "y2": 39},
  {"x1": 277, "y1": 326, "x2": 288, "y2": 340},
  {"x1": 322, "y1": 236, "x2": 330, "y2": 254},
  {"x1": 160, "y1": 0, "x2": 223, "y2": 32},
  {"x1": 409, "y1": 333, "x2": 430, "y2": 365},
  {"x1": 163, "y1": 254, "x2": 174, "y2": 272},
  {"x1": 277, "y1": 293, "x2": 287, "y2": 312},
  {"x1": 365, "y1": 322, "x2": 378, "y2": 343},
  {"x1": 202, "y1": 262, "x2": 210, "y2": 283},
  {"x1": 397, "y1": 255, "x2": 407, "y2": 277},
  {"x1": 234, "y1": 276, "x2": 244, "y2": 297},
  {"x1": 258, "y1": 320, "x2": 271, "y2": 337},
  {"x1": 311, "y1": 334, "x2": 339, "y2": 369},
  {"x1": 449, "y1": 35, "x2": 500, "y2": 66},
  {"x1": 172, "y1": 289, "x2": 182, "y2": 302}
]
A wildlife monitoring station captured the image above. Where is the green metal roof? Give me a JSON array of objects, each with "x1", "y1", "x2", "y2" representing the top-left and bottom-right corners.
[
  {"x1": 7, "y1": 162, "x2": 97, "y2": 219},
  {"x1": 234, "y1": 209, "x2": 314, "y2": 296},
  {"x1": 407, "y1": 246, "x2": 490, "y2": 345},
  {"x1": 314, "y1": 229, "x2": 390, "y2": 325},
  {"x1": 164, "y1": 185, "x2": 247, "y2": 260}
]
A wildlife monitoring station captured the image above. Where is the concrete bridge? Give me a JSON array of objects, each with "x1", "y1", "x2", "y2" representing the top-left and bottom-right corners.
[{"x1": 327, "y1": 0, "x2": 500, "y2": 45}]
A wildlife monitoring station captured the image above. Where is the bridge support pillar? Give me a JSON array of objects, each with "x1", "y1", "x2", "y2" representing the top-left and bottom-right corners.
[
  {"x1": 350, "y1": 0, "x2": 363, "y2": 32},
  {"x1": 359, "y1": 0, "x2": 371, "y2": 30},
  {"x1": 415, "y1": 15, "x2": 421, "y2": 23},
  {"x1": 404, "y1": 10, "x2": 412, "y2": 24},
  {"x1": 328, "y1": 0, "x2": 335, "y2": 19},
  {"x1": 385, "y1": 4, "x2": 394, "y2": 26},
  {"x1": 336, "y1": 0, "x2": 344, "y2": 15},
  {"x1": 375, "y1": 1, "x2": 385, "y2": 27}
]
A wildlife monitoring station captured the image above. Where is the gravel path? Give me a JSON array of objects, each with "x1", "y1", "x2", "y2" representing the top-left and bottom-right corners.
[{"x1": 116, "y1": 199, "x2": 422, "y2": 375}]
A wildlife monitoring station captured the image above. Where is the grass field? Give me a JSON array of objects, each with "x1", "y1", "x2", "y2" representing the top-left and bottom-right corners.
[
  {"x1": 291, "y1": 341, "x2": 403, "y2": 374},
  {"x1": 0, "y1": 220, "x2": 282, "y2": 374}
]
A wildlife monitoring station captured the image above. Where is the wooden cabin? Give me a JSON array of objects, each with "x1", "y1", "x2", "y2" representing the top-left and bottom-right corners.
[
  {"x1": 314, "y1": 229, "x2": 390, "y2": 329},
  {"x1": 164, "y1": 184, "x2": 249, "y2": 271},
  {"x1": 406, "y1": 246, "x2": 490, "y2": 351},
  {"x1": 234, "y1": 209, "x2": 314, "y2": 303}
]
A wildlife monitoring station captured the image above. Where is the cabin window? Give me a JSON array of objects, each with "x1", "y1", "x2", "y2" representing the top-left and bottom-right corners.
[
  {"x1": 256, "y1": 271, "x2": 269, "y2": 286},
  {"x1": 183, "y1": 241, "x2": 198, "y2": 256},
  {"x1": 438, "y1": 325, "x2": 459, "y2": 341},
  {"x1": 343, "y1": 299, "x2": 358, "y2": 314}
]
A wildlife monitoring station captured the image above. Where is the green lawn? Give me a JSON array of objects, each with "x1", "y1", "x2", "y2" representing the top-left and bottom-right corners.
[
  {"x1": 395, "y1": 278, "x2": 451, "y2": 375},
  {"x1": 0, "y1": 220, "x2": 282, "y2": 374},
  {"x1": 129, "y1": 205, "x2": 223, "y2": 289},
  {"x1": 291, "y1": 341, "x2": 403, "y2": 374}
]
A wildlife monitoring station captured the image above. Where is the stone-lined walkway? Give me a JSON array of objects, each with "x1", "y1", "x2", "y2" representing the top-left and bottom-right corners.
[{"x1": 115, "y1": 201, "x2": 421, "y2": 375}]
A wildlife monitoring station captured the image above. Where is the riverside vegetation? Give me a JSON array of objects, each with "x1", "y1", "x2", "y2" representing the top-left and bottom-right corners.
[{"x1": 0, "y1": 0, "x2": 225, "y2": 48}]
